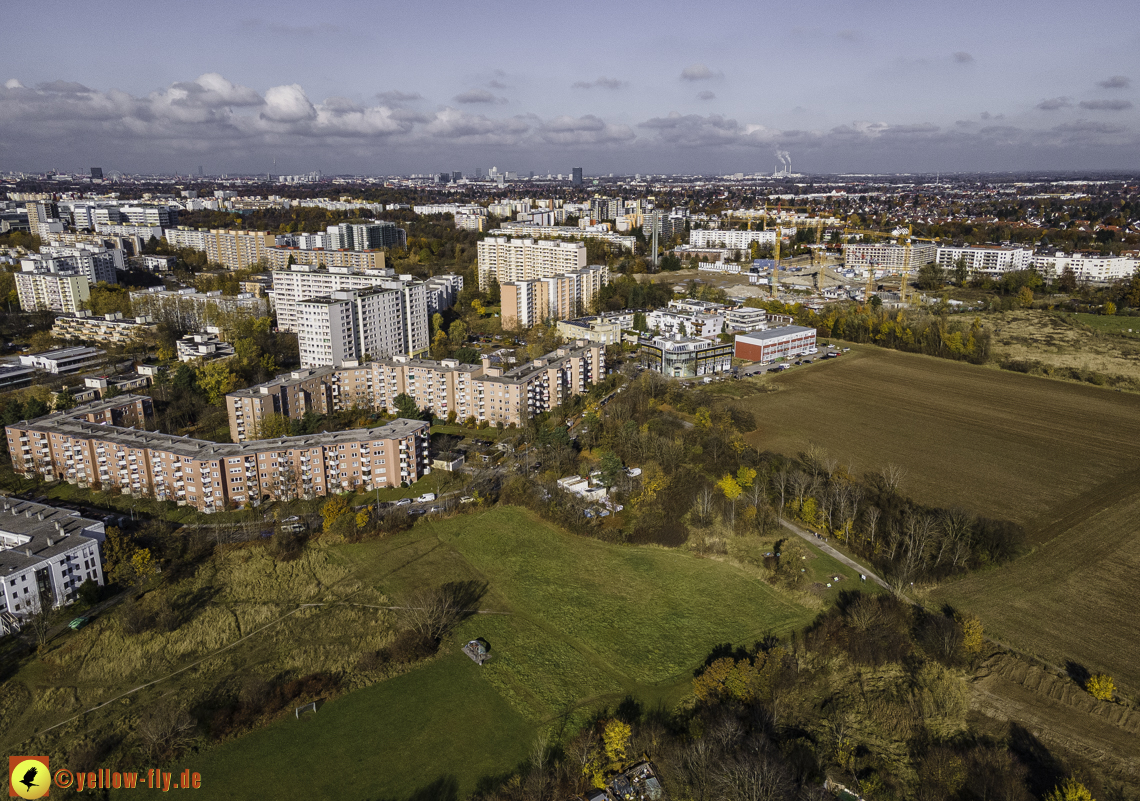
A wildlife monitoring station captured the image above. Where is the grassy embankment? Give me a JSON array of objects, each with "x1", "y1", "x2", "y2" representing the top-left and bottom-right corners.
[{"x1": 4, "y1": 507, "x2": 862, "y2": 800}]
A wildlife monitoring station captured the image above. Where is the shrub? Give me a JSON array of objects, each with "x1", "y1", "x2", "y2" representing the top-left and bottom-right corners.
[{"x1": 1086, "y1": 673, "x2": 1115, "y2": 701}]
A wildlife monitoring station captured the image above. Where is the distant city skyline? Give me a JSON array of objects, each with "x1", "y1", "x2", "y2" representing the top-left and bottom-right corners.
[{"x1": 1, "y1": 0, "x2": 1137, "y2": 175}]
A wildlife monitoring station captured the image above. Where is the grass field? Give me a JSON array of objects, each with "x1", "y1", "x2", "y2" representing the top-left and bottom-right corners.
[
  {"x1": 988, "y1": 309, "x2": 1140, "y2": 387},
  {"x1": 724, "y1": 344, "x2": 1140, "y2": 695},
  {"x1": 174, "y1": 508, "x2": 836, "y2": 798}
]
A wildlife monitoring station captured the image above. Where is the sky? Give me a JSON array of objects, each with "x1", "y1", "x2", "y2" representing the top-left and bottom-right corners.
[{"x1": 1, "y1": 0, "x2": 1138, "y2": 176}]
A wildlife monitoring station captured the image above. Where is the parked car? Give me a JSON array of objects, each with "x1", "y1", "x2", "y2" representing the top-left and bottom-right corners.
[
  {"x1": 417, "y1": 493, "x2": 436, "y2": 503},
  {"x1": 459, "y1": 496, "x2": 475, "y2": 504},
  {"x1": 394, "y1": 498, "x2": 412, "y2": 507}
]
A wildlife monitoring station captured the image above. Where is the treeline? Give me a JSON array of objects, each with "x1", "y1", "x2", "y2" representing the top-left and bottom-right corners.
[
  {"x1": 747, "y1": 299, "x2": 993, "y2": 364},
  {"x1": 507, "y1": 371, "x2": 1022, "y2": 585},
  {"x1": 473, "y1": 592, "x2": 1094, "y2": 801}
]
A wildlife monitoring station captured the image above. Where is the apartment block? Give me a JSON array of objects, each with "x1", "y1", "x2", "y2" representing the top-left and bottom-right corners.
[
  {"x1": 325, "y1": 221, "x2": 406, "y2": 250},
  {"x1": 500, "y1": 264, "x2": 608, "y2": 330},
  {"x1": 843, "y1": 243, "x2": 936, "y2": 272},
  {"x1": 130, "y1": 288, "x2": 270, "y2": 329},
  {"x1": 689, "y1": 229, "x2": 777, "y2": 249},
  {"x1": 225, "y1": 342, "x2": 605, "y2": 441},
  {"x1": 226, "y1": 367, "x2": 335, "y2": 441},
  {"x1": 935, "y1": 245, "x2": 1033, "y2": 275},
  {"x1": 1033, "y1": 252, "x2": 1138, "y2": 283},
  {"x1": 297, "y1": 286, "x2": 410, "y2": 368},
  {"x1": 265, "y1": 247, "x2": 387, "y2": 272},
  {"x1": 7, "y1": 397, "x2": 430, "y2": 511},
  {"x1": 272, "y1": 267, "x2": 428, "y2": 357},
  {"x1": 0, "y1": 496, "x2": 106, "y2": 635},
  {"x1": 476, "y1": 237, "x2": 587, "y2": 289},
  {"x1": 162, "y1": 228, "x2": 274, "y2": 270},
  {"x1": 15, "y1": 270, "x2": 90, "y2": 313},
  {"x1": 51, "y1": 311, "x2": 157, "y2": 346},
  {"x1": 40, "y1": 243, "x2": 124, "y2": 281}
]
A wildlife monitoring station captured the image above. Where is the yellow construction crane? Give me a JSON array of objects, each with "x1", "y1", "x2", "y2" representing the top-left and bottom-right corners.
[{"x1": 841, "y1": 224, "x2": 939, "y2": 304}]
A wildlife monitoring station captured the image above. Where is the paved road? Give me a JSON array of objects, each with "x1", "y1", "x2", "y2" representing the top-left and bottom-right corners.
[{"x1": 778, "y1": 517, "x2": 891, "y2": 591}]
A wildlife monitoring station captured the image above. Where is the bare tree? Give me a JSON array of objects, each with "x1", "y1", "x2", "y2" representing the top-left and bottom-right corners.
[
  {"x1": 398, "y1": 581, "x2": 486, "y2": 641},
  {"x1": 694, "y1": 487, "x2": 715, "y2": 524},
  {"x1": 712, "y1": 748, "x2": 795, "y2": 801},
  {"x1": 772, "y1": 469, "x2": 789, "y2": 520},
  {"x1": 136, "y1": 703, "x2": 197, "y2": 761},
  {"x1": 864, "y1": 506, "x2": 882, "y2": 547},
  {"x1": 25, "y1": 593, "x2": 55, "y2": 651},
  {"x1": 880, "y1": 463, "x2": 906, "y2": 494}
]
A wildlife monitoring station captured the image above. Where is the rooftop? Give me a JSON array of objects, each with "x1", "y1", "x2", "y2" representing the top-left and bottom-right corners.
[
  {"x1": 735, "y1": 326, "x2": 817, "y2": 342},
  {"x1": 0, "y1": 495, "x2": 104, "y2": 574}
]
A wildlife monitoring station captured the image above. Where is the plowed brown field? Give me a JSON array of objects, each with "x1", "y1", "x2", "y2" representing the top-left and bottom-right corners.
[{"x1": 732, "y1": 346, "x2": 1140, "y2": 693}]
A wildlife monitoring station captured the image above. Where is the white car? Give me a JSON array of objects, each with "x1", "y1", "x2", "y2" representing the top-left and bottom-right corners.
[{"x1": 417, "y1": 493, "x2": 436, "y2": 503}]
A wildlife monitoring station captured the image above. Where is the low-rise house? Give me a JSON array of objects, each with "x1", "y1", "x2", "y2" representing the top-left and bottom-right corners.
[
  {"x1": 176, "y1": 330, "x2": 235, "y2": 362},
  {"x1": 19, "y1": 347, "x2": 105, "y2": 375}
]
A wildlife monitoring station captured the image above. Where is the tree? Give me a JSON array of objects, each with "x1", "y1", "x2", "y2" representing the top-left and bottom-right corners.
[
  {"x1": 393, "y1": 393, "x2": 423, "y2": 421},
  {"x1": 915, "y1": 263, "x2": 946, "y2": 290},
  {"x1": 1103, "y1": 301, "x2": 1116, "y2": 316},
  {"x1": 53, "y1": 388, "x2": 77, "y2": 411},
  {"x1": 1086, "y1": 673, "x2": 1115, "y2": 701},
  {"x1": 1058, "y1": 266, "x2": 1078, "y2": 293},
  {"x1": 195, "y1": 360, "x2": 237, "y2": 405},
  {"x1": 718, "y1": 474, "x2": 743, "y2": 526},
  {"x1": 736, "y1": 466, "x2": 757, "y2": 489},
  {"x1": 1016, "y1": 286, "x2": 1034, "y2": 308},
  {"x1": 321, "y1": 494, "x2": 351, "y2": 532},
  {"x1": 1045, "y1": 778, "x2": 1095, "y2": 801},
  {"x1": 131, "y1": 548, "x2": 157, "y2": 584},
  {"x1": 598, "y1": 450, "x2": 623, "y2": 488},
  {"x1": 432, "y1": 312, "x2": 445, "y2": 335},
  {"x1": 952, "y1": 256, "x2": 969, "y2": 285},
  {"x1": 254, "y1": 412, "x2": 292, "y2": 440},
  {"x1": 448, "y1": 319, "x2": 468, "y2": 344},
  {"x1": 602, "y1": 719, "x2": 631, "y2": 767},
  {"x1": 958, "y1": 612, "x2": 984, "y2": 654},
  {"x1": 25, "y1": 593, "x2": 55, "y2": 651}
]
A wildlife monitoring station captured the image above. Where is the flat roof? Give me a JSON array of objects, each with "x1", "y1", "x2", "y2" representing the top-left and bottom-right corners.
[
  {"x1": 0, "y1": 495, "x2": 103, "y2": 573},
  {"x1": 735, "y1": 326, "x2": 816, "y2": 343}
]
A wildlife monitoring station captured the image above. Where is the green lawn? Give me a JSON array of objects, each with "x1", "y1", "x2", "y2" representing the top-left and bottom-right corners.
[
  {"x1": 183, "y1": 507, "x2": 825, "y2": 799},
  {"x1": 158, "y1": 654, "x2": 535, "y2": 801},
  {"x1": 1068, "y1": 312, "x2": 1140, "y2": 335}
]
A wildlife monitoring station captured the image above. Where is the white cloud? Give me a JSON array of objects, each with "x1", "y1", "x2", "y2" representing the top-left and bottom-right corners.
[
  {"x1": 5, "y1": 78, "x2": 25, "y2": 90},
  {"x1": 538, "y1": 115, "x2": 635, "y2": 145},
  {"x1": 261, "y1": 84, "x2": 316, "y2": 122}
]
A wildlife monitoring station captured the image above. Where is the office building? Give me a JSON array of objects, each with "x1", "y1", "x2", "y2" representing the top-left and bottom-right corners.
[
  {"x1": 6, "y1": 396, "x2": 430, "y2": 511},
  {"x1": 734, "y1": 327, "x2": 818, "y2": 363},
  {"x1": 555, "y1": 312, "x2": 636, "y2": 346},
  {"x1": 638, "y1": 336, "x2": 734, "y2": 378},
  {"x1": 0, "y1": 496, "x2": 106, "y2": 635},
  {"x1": 226, "y1": 342, "x2": 605, "y2": 441},
  {"x1": 476, "y1": 237, "x2": 587, "y2": 289},
  {"x1": 500, "y1": 264, "x2": 608, "y2": 330},
  {"x1": 18, "y1": 347, "x2": 106, "y2": 374},
  {"x1": 15, "y1": 270, "x2": 90, "y2": 314},
  {"x1": 572, "y1": 168, "x2": 583, "y2": 186}
]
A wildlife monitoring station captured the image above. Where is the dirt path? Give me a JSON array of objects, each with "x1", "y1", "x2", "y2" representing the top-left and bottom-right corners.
[{"x1": 778, "y1": 517, "x2": 891, "y2": 591}]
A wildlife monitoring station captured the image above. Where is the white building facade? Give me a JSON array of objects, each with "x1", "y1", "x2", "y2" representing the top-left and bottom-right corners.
[{"x1": 476, "y1": 237, "x2": 587, "y2": 289}]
